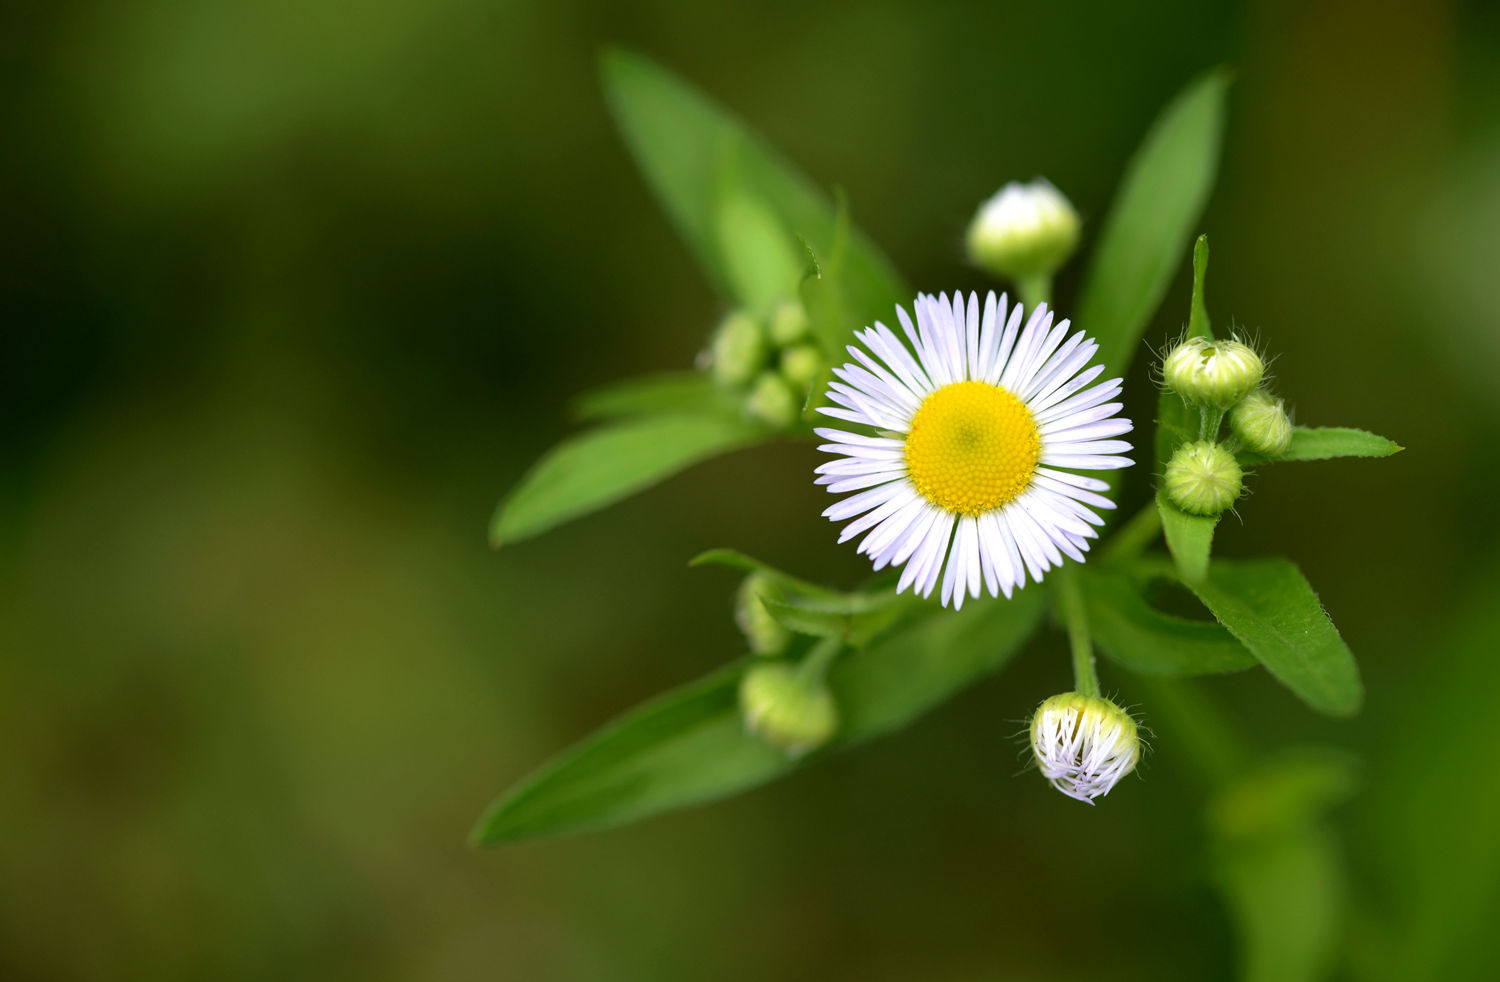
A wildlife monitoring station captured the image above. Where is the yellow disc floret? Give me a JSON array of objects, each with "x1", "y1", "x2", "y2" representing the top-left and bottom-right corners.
[{"x1": 904, "y1": 381, "x2": 1041, "y2": 515}]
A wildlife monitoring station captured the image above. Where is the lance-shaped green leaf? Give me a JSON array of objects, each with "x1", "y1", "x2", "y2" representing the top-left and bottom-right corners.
[
  {"x1": 601, "y1": 48, "x2": 907, "y2": 330},
  {"x1": 574, "y1": 372, "x2": 734, "y2": 421},
  {"x1": 472, "y1": 589, "x2": 1045, "y2": 844},
  {"x1": 1080, "y1": 564, "x2": 1253, "y2": 676},
  {"x1": 1239, "y1": 426, "x2": 1403, "y2": 466},
  {"x1": 762, "y1": 593, "x2": 910, "y2": 649},
  {"x1": 1078, "y1": 73, "x2": 1229, "y2": 378},
  {"x1": 1186, "y1": 558, "x2": 1363, "y2": 717},
  {"x1": 491, "y1": 414, "x2": 769, "y2": 546},
  {"x1": 1157, "y1": 492, "x2": 1219, "y2": 584}
]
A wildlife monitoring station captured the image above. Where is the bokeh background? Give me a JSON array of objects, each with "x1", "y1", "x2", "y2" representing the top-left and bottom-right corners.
[{"x1": 6, "y1": 0, "x2": 1500, "y2": 978}]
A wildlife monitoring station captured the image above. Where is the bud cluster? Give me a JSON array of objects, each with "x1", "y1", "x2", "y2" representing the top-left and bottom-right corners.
[
  {"x1": 1159, "y1": 334, "x2": 1297, "y2": 516},
  {"x1": 708, "y1": 299, "x2": 823, "y2": 429}
]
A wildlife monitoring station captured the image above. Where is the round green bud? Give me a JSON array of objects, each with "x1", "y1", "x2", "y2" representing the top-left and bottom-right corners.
[
  {"x1": 779, "y1": 344, "x2": 823, "y2": 391},
  {"x1": 740, "y1": 663, "x2": 838, "y2": 755},
  {"x1": 1162, "y1": 337, "x2": 1264, "y2": 410},
  {"x1": 767, "y1": 299, "x2": 810, "y2": 347},
  {"x1": 1164, "y1": 440, "x2": 1244, "y2": 516},
  {"x1": 735, "y1": 572, "x2": 790, "y2": 656},
  {"x1": 1230, "y1": 389, "x2": 1294, "y2": 457},
  {"x1": 745, "y1": 371, "x2": 799, "y2": 429},
  {"x1": 965, "y1": 179, "x2": 1081, "y2": 281},
  {"x1": 710, "y1": 311, "x2": 768, "y2": 387},
  {"x1": 1030, "y1": 692, "x2": 1140, "y2": 803}
]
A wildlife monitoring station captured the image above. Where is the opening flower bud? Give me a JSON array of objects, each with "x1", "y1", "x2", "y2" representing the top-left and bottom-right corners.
[
  {"x1": 710, "y1": 311, "x2": 768, "y2": 387},
  {"x1": 1162, "y1": 337, "x2": 1264, "y2": 410},
  {"x1": 768, "y1": 299, "x2": 811, "y2": 347},
  {"x1": 1030, "y1": 692, "x2": 1140, "y2": 804},
  {"x1": 740, "y1": 663, "x2": 838, "y2": 755},
  {"x1": 735, "y1": 572, "x2": 790, "y2": 656},
  {"x1": 1164, "y1": 440, "x2": 1244, "y2": 516},
  {"x1": 746, "y1": 371, "x2": 799, "y2": 429},
  {"x1": 1230, "y1": 390, "x2": 1294, "y2": 457},
  {"x1": 965, "y1": 179, "x2": 1081, "y2": 281},
  {"x1": 779, "y1": 344, "x2": 823, "y2": 391}
]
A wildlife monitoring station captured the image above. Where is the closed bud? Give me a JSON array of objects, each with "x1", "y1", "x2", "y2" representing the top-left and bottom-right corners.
[
  {"x1": 746, "y1": 371, "x2": 799, "y2": 429},
  {"x1": 1163, "y1": 337, "x2": 1264, "y2": 410},
  {"x1": 740, "y1": 663, "x2": 838, "y2": 755},
  {"x1": 735, "y1": 572, "x2": 790, "y2": 656},
  {"x1": 779, "y1": 344, "x2": 823, "y2": 391},
  {"x1": 1164, "y1": 440, "x2": 1243, "y2": 516},
  {"x1": 710, "y1": 311, "x2": 768, "y2": 387},
  {"x1": 768, "y1": 299, "x2": 811, "y2": 346},
  {"x1": 1030, "y1": 692, "x2": 1140, "y2": 804},
  {"x1": 1230, "y1": 390, "x2": 1294, "y2": 456},
  {"x1": 965, "y1": 179, "x2": 1081, "y2": 281}
]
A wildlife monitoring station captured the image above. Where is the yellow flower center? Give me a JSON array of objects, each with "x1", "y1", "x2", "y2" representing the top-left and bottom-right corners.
[{"x1": 904, "y1": 381, "x2": 1040, "y2": 515}]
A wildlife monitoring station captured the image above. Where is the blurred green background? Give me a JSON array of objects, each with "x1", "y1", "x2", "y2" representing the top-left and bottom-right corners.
[{"x1": 5, "y1": 0, "x2": 1500, "y2": 978}]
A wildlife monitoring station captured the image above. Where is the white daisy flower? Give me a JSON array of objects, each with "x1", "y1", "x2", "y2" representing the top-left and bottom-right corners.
[{"x1": 814, "y1": 291, "x2": 1132, "y2": 608}]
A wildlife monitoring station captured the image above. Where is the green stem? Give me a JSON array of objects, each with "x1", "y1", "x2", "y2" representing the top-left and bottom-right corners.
[
  {"x1": 795, "y1": 637, "x2": 842, "y2": 684},
  {"x1": 1101, "y1": 501, "x2": 1163, "y2": 564},
  {"x1": 1017, "y1": 274, "x2": 1052, "y2": 311},
  {"x1": 1199, "y1": 406, "x2": 1225, "y2": 442},
  {"x1": 1054, "y1": 569, "x2": 1100, "y2": 697}
]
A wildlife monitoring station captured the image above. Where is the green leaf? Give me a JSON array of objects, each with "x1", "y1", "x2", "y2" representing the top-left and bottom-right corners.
[
  {"x1": 1187, "y1": 234, "x2": 1213, "y2": 341},
  {"x1": 1157, "y1": 491, "x2": 1219, "y2": 583},
  {"x1": 472, "y1": 589, "x2": 1045, "y2": 844},
  {"x1": 1240, "y1": 426, "x2": 1403, "y2": 465},
  {"x1": 1078, "y1": 71, "x2": 1230, "y2": 378},
  {"x1": 761, "y1": 593, "x2": 908, "y2": 649},
  {"x1": 715, "y1": 180, "x2": 802, "y2": 309},
  {"x1": 471, "y1": 664, "x2": 783, "y2": 844},
  {"x1": 1186, "y1": 558, "x2": 1363, "y2": 716},
  {"x1": 492, "y1": 415, "x2": 768, "y2": 546},
  {"x1": 830, "y1": 588, "x2": 1045, "y2": 739},
  {"x1": 689, "y1": 548, "x2": 841, "y2": 598},
  {"x1": 601, "y1": 48, "x2": 907, "y2": 331},
  {"x1": 1080, "y1": 565, "x2": 1253, "y2": 676},
  {"x1": 573, "y1": 372, "x2": 733, "y2": 421}
]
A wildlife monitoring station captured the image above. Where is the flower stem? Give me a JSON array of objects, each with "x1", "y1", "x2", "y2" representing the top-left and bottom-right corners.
[
  {"x1": 1054, "y1": 568, "x2": 1100, "y2": 697},
  {"x1": 1017, "y1": 274, "x2": 1052, "y2": 311},
  {"x1": 795, "y1": 637, "x2": 842, "y2": 684},
  {"x1": 1101, "y1": 501, "x2": 1163, "y2": 564}
]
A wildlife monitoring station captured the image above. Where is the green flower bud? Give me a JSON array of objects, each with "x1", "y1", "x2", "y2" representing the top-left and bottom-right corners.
[
  {"x1": 710, "y1": 311, "x2": 768, "y2": 387},
  {"x1": 965, "y1": 179, "x2": 1081, "y2": 281},
  {"x1": 779, "y1": 344, "x2": 823, "y2": 391},
  {"x1": 746, "y1": 371, "x2": 799, "y2": 429},
  {"x1": 1162, "y1": 337, "x2": 1264, "y2": 410},
  {"x1": 1030, "y1": 692, "x2": 1140, "y2": 803},
  {"x1": 1164, "y1": 440, "x2": 1244, "y2": 516},
  {"x1": 1230, "y1": 390, "x2": 1294, "y2": 457},
  {"x1": 740, "y1": 663, "x2": 838, "y2": 755},
  {"x1": 768, "y1": 299, "x2": 810, "y2": 347},
  {"x1": 735, "y1": 572, "x2": 790, "y2": 656}
]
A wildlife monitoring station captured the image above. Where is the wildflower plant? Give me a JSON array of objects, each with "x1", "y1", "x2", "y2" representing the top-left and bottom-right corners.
[{"x1": 475, "y1": 50, "x2": 1401, "y2": 844}]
